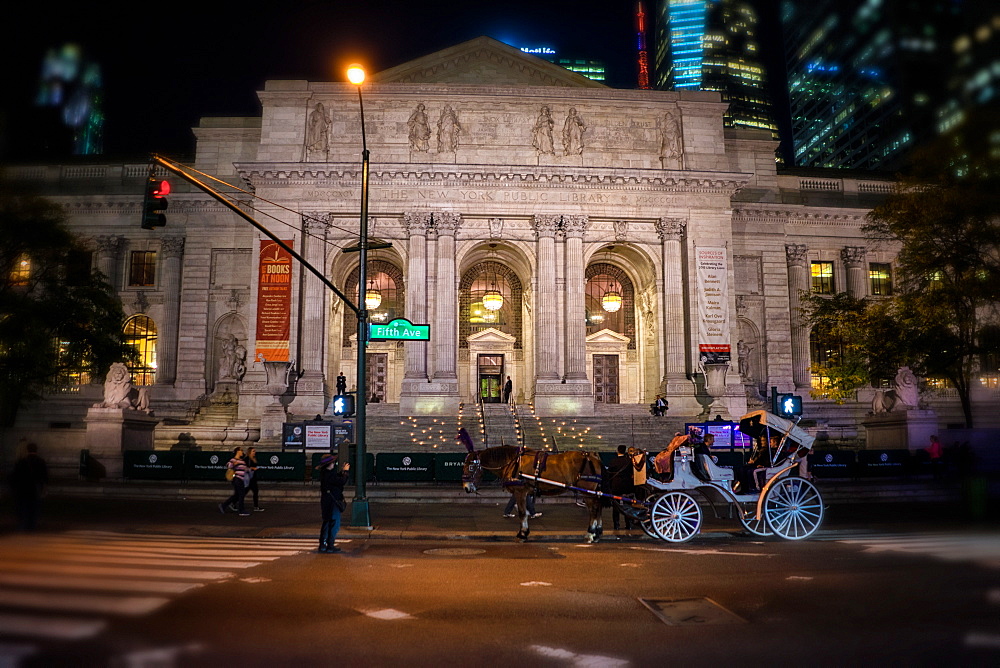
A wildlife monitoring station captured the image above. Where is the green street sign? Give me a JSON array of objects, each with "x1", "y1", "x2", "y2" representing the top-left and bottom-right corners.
[{"x1": 369, "y1": 317, "x2": 430, "y2": 341}]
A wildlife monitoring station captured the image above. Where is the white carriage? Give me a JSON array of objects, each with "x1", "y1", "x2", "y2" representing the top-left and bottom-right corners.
[{"x1": 632, "y1": 410, "x2": 824, "y2": 543}]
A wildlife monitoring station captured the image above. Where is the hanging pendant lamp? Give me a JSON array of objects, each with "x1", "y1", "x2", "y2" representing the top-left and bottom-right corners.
[
  {"x1": 600, "y1": 246, "x2": 621, "y2": 312},
  {"x1": 482, "y1": 245, "x2": 504, "y2": 311}
]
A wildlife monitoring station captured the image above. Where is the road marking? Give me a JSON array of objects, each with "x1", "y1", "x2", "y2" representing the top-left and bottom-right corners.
[
  {"x1": 530, "y1": 644, "x2": 630, "y2": 667},
  {"x1": 836, "y1": 533, "x2": 1000, "y2": 564},
  {"x1": 362, "y1": 608, "x2": 413, "y2": 620},
  {"x1": 0, "y1": 573, "x2": 201, "y2": 595},
  {"x1": 0, "y1": 613, "x2": 105, "y2": 640},
  {"x1": 786, "y1": 576, "x2": 813, "y2": 581},
  {"x1": 520, "y1": 581, "x2": 552, "y2": 587},
  {"x1": 0, "y1": 561, "x2": 232, "y2": 581},
  {"x1": 0, "y1": 590, "x2": 169, "y2": 616},
  {"x1": 629, "y1": 546, "x2": 776, "y2": 557}
]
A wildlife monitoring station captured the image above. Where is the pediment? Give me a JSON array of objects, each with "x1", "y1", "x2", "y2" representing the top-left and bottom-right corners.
[
  {"x1": 372, "y1": 36, "x2": 605, "y2": 88},
  {"x1": 586, "y1": 329, "x2": 631, "y2": 344},
  {"x1": 467, "y1": 327, "x2": 517, "y2": 344}
]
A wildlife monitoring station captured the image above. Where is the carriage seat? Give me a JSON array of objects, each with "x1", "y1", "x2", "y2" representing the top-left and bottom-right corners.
[{"x1": 696, "y1": 454, "x2": 735, "y2": 483}]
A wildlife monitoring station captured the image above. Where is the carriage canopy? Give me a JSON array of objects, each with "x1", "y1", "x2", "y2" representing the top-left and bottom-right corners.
[{"x1": 737, "y1": 410, "x2": 815, "y2": 449}]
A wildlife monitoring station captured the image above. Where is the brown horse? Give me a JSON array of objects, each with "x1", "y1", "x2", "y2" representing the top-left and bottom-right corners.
[{"x1": 461, "y1": 445, "x2": 604, "y2": 542}]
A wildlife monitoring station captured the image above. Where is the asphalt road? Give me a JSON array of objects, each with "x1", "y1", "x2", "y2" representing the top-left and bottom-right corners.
[{"x1": 0, "y1": 496, "x2": 997, "y2": 667}]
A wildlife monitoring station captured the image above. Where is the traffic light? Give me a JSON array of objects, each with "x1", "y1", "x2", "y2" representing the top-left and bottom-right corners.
[
  {"x1": 331, "y1": 394, "x2": 355, "y2": 417},
  {"x1": 775, "y1": 393, "x2": 803, "y2": 417},
  {"x1": 141, "y1": 178, "x2": 169, "y2": 229}
]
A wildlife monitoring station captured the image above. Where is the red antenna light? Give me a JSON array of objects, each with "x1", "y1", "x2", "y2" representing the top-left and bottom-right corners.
[{"x1": 636, "y1": 2, "x2": 651, "y2": 90}]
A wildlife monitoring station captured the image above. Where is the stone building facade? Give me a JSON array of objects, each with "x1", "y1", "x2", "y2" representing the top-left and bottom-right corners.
[{"x1": 6, "y1": 38, "x2": 995, "y2": 465}]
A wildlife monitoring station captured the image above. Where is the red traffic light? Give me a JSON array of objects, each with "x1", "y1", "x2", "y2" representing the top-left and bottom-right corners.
[{"x1": 155, "y1": 180, "x2": 170, "y2": 196}]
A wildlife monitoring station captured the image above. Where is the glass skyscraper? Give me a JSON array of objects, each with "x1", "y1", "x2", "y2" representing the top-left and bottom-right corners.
[
  {"x1": 655, "y1": 0, "x2": 779, "y2": 138},
  {"x1": 782, "y1": 0, "x2": 965, "y2": 170}
]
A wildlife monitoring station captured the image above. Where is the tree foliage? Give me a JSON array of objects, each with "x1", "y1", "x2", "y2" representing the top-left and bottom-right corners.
[
  {"x1": 0, "y1": 191, "x2": 135, "y2": 426},
  {"x1": 803, "y1": 147, "x2": 1000, "y2": 426}
]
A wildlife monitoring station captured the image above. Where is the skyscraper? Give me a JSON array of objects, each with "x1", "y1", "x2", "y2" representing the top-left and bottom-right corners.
[
  {"x1": 782, "y1": 0, "x2": 965, "y2": 170},
  {"x1": 655, "y1": 0, "x2": 779, "y2": 138}
]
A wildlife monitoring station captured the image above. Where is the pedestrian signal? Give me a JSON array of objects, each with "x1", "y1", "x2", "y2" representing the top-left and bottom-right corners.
[
  {"x1": 775, "y1": 393, "x2": 803, "y2": 417},
  {"x1": 331, "y1": 394, "x2": 355, "y2": 417},
  {"x1": 141, "y1": 178, "x2": 169, "y2": 229}
]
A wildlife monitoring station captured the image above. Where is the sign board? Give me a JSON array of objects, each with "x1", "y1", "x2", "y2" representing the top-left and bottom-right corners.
[
  {"x1": 186, "y1": 451, "x2": 230, "y2": 480},
  {"x1": 253, "y1": 451, "x2": 305, "y2": 481},
  {"x1": 375, "y1": 453, "x2": 435, "y2": 482},
  {"x1": 304, "y1": 422, "x2": 332, "y2": 450},
  {"x1": 369, "y1": 317, "x2": 430, "y2": 341},
  {"x1": 695, "y1": 246, "x2": 731, "y2": 364},
  {"x1": 282, "y1": 423, "x2": 304, "y2": 450},
  {"x1": 255, "y1": 239, "x2": 294, "y2": 362},
  {"x1": 123, "y1": 450, "x2": 184, "y2": 480},
  {"x1": 808, "y1": 450, "x2": 856, "y2": 478},
  {"x1": 433, "y1": 453, "x2": 470, "y2": 482}
]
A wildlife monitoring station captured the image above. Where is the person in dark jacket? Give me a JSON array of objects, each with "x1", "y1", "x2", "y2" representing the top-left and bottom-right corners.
[
  {"x1": 607, "y1": 445, "x2": 635, "y2": 530},
  {"x1": 242, "y1": 446, "x2": 264, "y2": 512},
  {"x1": 317, "y1": 452, "x2": 350, "y2": 553},
  {"x1": 8, "y1": 442, "x2": 48, "y2": 531},
  {"x1": 219, "y1": 446, "x2": 250, "y2": 516}
]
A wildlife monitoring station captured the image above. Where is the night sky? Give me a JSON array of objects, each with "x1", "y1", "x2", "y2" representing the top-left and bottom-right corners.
[{"x1": 2, "y1": 1, "x2": 788, "y2": 162}]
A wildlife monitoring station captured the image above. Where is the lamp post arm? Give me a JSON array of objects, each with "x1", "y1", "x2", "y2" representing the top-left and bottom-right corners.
[{"x1": 150, "y1": 154, "x2": 361, "y2": 317}]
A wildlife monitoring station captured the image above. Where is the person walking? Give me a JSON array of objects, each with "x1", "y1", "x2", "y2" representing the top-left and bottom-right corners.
[
  {"x1": 607, "y1": 445, "x2": 635, "y2": 530},
  {"x1": 243, "y1": 446, "x2": 264, "y2": 511},
  {"x1": 503, "y1": 376, "x2": 513, "y2": 404},
  {"x1": 927, "y1": 435, "x2": 944, "y2": 479},
  {"x1": 219, "y1": 446, "x2": 250, "y2": 516},
  {"x1": 317, "y1": 452, "x2": 350, "y2": 553},
  {"x1": 8, "y1": 442, "x2": 48, "y2": 531}
]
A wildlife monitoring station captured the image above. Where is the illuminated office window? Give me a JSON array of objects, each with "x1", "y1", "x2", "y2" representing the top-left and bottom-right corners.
[
  {"x1": 123, "y1": 315, "x2": 157, "y2": 385},
  {"x1": 811, "y1": 261, "x2": 835, "y2": 294},
  {"x1": 869, "y1": 263, "x2": 892, "y2": 296},
  {"x1": 9, "y1": 254, "x2": 31, "y2": 286},
  {"x1": 128, "y1": 251, "x2": 157, "y2": 287}
]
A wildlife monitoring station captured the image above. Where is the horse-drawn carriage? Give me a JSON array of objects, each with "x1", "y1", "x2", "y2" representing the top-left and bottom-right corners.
[{"x1": 461, "y1": 410, "x2": 824, "y2": 544}]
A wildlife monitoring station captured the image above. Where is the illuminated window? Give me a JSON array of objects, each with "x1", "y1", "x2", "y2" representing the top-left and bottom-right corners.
[
  {"x1": 811, "y1": 261, "x2": 835, "y2": 294},
  {"x1": 128, "y1": 251, "x2": 157, "y2": 287},
  {"x1": 343, "y1": 260, "x2": 404, "y2": 346},
  {"x1": 869, "y1": 263, "x2": 892, "y2": 296},
  {"x1": 928, "y1": 269, "x2": 944, "y2": 288},
  {"x1": 10, "y1": 254, "x2": 31, "y2": 286},
  {"x1": 459, "y1": 260, "x2": 522, "y2": 347},
  {"x1": 54, "y1": 340, "x2": 90, "y2": 389},
  {"x1": 809, "y1": 323, "x2": 842, "y2": 391},
  {"x1": 123, "y1": 315, "x2": 157, "y2": 385}
]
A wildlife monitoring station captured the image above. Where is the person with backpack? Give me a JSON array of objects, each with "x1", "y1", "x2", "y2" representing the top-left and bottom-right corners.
[{"x1": 219, "y1": 446, "x2": 250, "y2": 516}]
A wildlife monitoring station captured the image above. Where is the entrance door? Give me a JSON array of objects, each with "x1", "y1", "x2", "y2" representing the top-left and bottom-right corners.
[
  {"x1": 593, "y1": 354, "x2": 619, "y2": 403},
  {"x1": 366, "y1": 353, "x2": 387, "y2": 402},
  {"x1": 478, "y1": 354, "x2": 504, "y2": 403}
]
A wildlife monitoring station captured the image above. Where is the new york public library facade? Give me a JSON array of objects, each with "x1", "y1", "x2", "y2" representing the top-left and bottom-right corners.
[{"x1": 7, "y1": 37, "x2": 997, "y2": 475}]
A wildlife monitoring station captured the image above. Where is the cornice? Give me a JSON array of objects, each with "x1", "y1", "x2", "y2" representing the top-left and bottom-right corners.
[
  {"x1": 235, "y1": 162, "x2": 751, "y2": 194},
  {"x1": 59, "y1": 198, "x2": 243, "y2": 215},
  {"x1": 733, "y1": 204, "x2": 867, "y2": 226}
]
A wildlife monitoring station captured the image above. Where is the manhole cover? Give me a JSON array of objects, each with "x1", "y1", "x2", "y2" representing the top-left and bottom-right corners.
[
  {"x1": 639, "y1": 597, "x2": 746, "y2": 626},
  {"x1": 422, "y1": 548, "x2": 486, "y2": 556}
]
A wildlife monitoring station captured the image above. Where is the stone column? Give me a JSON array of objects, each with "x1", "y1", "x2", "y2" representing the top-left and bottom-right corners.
[
  {"x1": 656, "y1": 218, "x2": 691, "y2": 390},
  {"x1": 563, "y1": 215, "x2": 589, "y2": 381},
  {"x1": 786, "y1": 244, "x2": 811, "y2": 390},
  {"x1": 432, "y1": 212, "x2": 460, "y2": 382},
  {"x1": 94, "y1": 235, "x2": 122, "y2": 288},
  {"x1": 156, "y1": 237, "x2": 184, "y2": 386},
  {"x1": 533, "y1": 215, "x2": 560, "y2": 381},
  {"x1": 402, "y1": 212, "x2": 429, "y2": 383},
  {"x1": 291, "y1": 214, "x2": 329, "y2": 414},
  {"x1": 842, "y1": 246, "x2": 867, "y2": 298}
]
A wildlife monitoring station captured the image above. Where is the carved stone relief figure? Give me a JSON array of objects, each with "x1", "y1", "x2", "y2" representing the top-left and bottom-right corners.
[
  {"x1": 531, "y1": 105, "x2": 555, "y2": 155},
  {"x1": 407, "y1": 103, "x2": 431, "y2": 152},
  {"x1": 437, "y1": 105, "x2": 463, "y2": 153},
  {"x1": 218, "y1": 334, "x2": 248, "y2": 382},
  {"x1": 659, "y1": 108, "x2": 683, "y2": 168},
  {"x1": 305, "y1": 103, "x2": 332, "y2": 161},
  {"x1": 613, "y1": 220, "x2": 629, "y2": 241},
  {"x1": 562, "y1": 107, "x2": 586, "y2": 155},
  {"x1": 737, "y1": 339, "x2": 753, "y2": 381},
  {"x1": 488, "y1": 217, "x2": 504, "y2": 239}
]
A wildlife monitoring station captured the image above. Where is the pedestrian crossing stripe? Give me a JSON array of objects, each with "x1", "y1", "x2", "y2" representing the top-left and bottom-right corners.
[
  {"x1": 828, "y1": 532, "x2": 1000, "y2": 564},
  {"x1": 0, "y1": 531, "x2": 314, "y2": 644}
]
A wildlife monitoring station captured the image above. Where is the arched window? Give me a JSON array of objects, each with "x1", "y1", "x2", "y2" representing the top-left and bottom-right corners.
[
  {"x1": 809, "y1": 323, "x2": 842, "y2": 392},
  {"x1": 585, "y1": 263, "x2": 635, "y2": 348},
  {"x1": 123, "y1": 315, "x2": 157, "y2": 385},
  {"x1": 342, "y1": 260, "x2": 404, "y2": 346},
  {"x1": 459, "y1": 262, "x2": 522, "y2": 348}
]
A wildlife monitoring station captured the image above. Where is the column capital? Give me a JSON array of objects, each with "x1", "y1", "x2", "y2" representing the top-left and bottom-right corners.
[
  {"x1": 433, "y1": 211, "x2": 461, "y2": 235},
  {"x1": 840, "y1": 245, "x2": 867, "y2": 268},
  {"x1": 160, "y1": 237, "x2": 185, "y2": 258},
  {"x1": 302, "y1": 212, "x2": 332, "y2": 235},
  {"x1": 532, "y1": 214, "x2": 561, "y2": 238},
  {"x1": 655, "y1": 217, "x2": 687, "y2": 241},
  {"x1": 785, "y1": 243, "x2": 809, "y2": 267},
  {"x1": 94, "y1": 235, "x2": 123, "y2": 255},
  {"x1": 562, "y1": 215, "x2": 589, "y2": 238},
  {"x1": 402, "y1": 211, "x2": 433, "y2": 235}
]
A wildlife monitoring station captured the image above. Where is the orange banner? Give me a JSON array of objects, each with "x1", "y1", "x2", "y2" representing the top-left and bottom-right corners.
[{"x1": 255, "y1": 240, "x2": 293, "y2": 362}]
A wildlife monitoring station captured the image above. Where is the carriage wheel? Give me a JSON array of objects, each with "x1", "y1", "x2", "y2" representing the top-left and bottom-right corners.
[
  {"x1": 738, "y1": 507, "x2": 773, "y2": 537},
  {"x1": 639, "y1": 515, "x2": 659, "y2": 539},
  {"x1": 763, "y1": 478, "x2": 824, "y2": 540},
  {"x1": 649, "y1": 491, "x2": 702, "y2": 543}
]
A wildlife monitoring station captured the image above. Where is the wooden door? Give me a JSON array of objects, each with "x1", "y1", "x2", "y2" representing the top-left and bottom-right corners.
[{"x1": 593, "y1": 354, "x2": 619, "y2": 403}]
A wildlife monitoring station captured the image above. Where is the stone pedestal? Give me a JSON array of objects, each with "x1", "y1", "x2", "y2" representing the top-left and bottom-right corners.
[
  {"x1": 701, "y1": 363, "x2": 731, "y2": 419},
  {"x1": 84, "y1": 407, "x2": 159, "y2": 479},
  {"x1": 399, "y1": 379, "x2": 461, "y2": 415},
  {"x1": 533, "y1": 379, "x2": 594, "y2": 417},
  {"x1": 862, "y1": 409, "x2": 939, "y2": 451}
]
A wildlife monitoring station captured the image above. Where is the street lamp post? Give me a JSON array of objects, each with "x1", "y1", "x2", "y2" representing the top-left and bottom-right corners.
[{"x1": 347, "y1": 64, "x2": 372, "y2": 529}]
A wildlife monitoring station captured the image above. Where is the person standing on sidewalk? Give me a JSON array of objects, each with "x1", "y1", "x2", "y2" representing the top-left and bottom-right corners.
[
  {"x1": 317, "y1": 452, "x2": 350, "y2": 553},
  {"x1": 607, "y1": 445, "x2": 635, "y2": 530},
  {"x1": 503, "y1": 376, "x2": 513, "y2": 404},
  {"x1": 243, "y1": 446, "x2": 264, "y2": 512},
  {"x1": 219, "y1": 447, "x2": 250, "y2": 516},
  {"x1": 503, "y1": 490, "x2": 539, "y2": 518},
  {"x1": 8, "y1": 442, "x2": 48, "y2": 531}
]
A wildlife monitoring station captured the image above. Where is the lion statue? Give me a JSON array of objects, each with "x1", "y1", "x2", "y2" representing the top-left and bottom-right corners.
[
  {"x1": 871, "y1": 366, "x2": 920, "y2": 414},
  {"x1": 98, "y1": 363, "x2": 133, "y2": 409}
]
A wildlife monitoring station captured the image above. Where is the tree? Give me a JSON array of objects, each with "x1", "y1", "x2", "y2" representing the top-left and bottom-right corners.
[
  {"x1": 0, "y1": 191, "x2": 135, "y2": 427},
  {"x1": 803, "y1": 154, "x2": 1000, "y2": 427}
]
